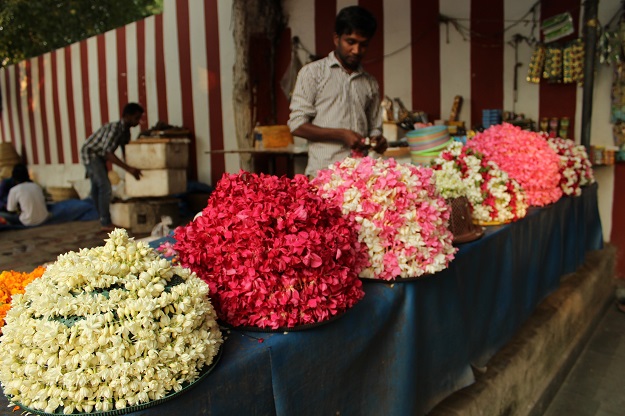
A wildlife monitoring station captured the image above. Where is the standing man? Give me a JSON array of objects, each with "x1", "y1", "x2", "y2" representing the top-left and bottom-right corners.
[
  {"x1": 81, "y1": 103, "x2": 144, "y2": 231},
  {"x1": 288, "y1": 5, "x2": 388, "y2": 177}
]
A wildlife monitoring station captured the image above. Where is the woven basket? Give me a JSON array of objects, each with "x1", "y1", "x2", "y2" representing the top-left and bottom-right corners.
[
  {"x1": 447, "y1": 196, "x2": 484, "y2": 244},
  {"x1": 0, "y1": 143, "x2": 21, "y2": 178},
  {"x1": 47, "y1": 186, "x2": 79, "y2": 202}
]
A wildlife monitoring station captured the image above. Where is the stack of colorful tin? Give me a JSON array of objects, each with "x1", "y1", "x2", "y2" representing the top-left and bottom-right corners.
[{"x1": 406, "y1": 125, "x2": 453, "y2": 165}]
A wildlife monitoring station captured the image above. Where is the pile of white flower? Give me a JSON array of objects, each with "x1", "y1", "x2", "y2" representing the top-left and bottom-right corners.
[
  {"x1": 0, "y1": 229, "x2": 222, "y2": 414},
  {"x1": 431, "y1": 141, "x2": 528, "y2": 224}
]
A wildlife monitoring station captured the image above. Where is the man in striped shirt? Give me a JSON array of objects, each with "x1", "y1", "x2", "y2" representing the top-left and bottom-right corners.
[
  {"x1": 81, "y1": 103, "x2": 143, "y2": 231},
  {"x1": 288, "y1": 6, "x2": 387, "y2": 177}
]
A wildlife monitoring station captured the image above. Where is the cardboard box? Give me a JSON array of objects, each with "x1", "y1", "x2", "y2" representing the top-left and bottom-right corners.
[
  {"x1": 125, "y1": 138, "x2": 190, "y2": 169},
  {"x1": 256, "y1": 125, "x2": 294, "y2": 148},
  {"x1": 125, "y1": 169, "x2": 187, "y2": 197},
  {"x1": 110, "y1": 198, "x2": 180, "y2": 234}
]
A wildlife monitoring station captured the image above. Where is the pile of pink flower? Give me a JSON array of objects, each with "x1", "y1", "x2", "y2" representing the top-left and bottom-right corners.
[
  {"x1": 312, "y1": 157, "x2": 457, "y2": 281},
  {"x1": 546, "y1": 136, "x2": 595, "y2": 196},
  {"x1": 467, "y1": 123, "x2": 562, "y2": 206},
  {"x1": 174, "y1": 172, "x2": 367, "y2": 330},
  {"x1": 431, "y1": 142, "x2": 528, "y2": 224}
]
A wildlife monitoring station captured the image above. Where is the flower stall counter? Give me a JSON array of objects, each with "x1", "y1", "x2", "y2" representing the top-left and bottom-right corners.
[{"x1": 62, "y1": 183, "x2": 602, "y2": 416}]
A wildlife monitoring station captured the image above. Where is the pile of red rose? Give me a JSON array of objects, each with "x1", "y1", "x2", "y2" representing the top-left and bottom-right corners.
[{"x1": 174, "y1": 172, "x2": 368, "y2": 329}]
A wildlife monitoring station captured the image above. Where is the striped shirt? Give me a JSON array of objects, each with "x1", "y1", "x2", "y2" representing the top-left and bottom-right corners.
[
  {"x1": 288, "y1": 52, "x2": 383, "y2": 176},
  {"x1": 81, "y1": 120, "x2": 130, "y2": 165}
]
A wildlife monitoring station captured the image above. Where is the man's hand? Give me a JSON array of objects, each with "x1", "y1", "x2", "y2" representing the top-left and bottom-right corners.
[
  {"x1": 342, "y1": 129, "x2": 366, "y2": 149},
  {"x1": 371, "y1": 135, "x2": 388, "y2": 154},
  {"x1": 128, "y1": 167, "x2": 142, "y2": 180}
]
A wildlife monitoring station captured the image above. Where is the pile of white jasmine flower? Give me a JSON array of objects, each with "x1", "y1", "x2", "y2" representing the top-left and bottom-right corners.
[{"x1": 0, "y1": 229, "x2": 222, "y2": 414}]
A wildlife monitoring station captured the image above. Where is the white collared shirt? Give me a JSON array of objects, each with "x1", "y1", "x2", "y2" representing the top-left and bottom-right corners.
[{"x1": 288, "y1": 52, "x2": 383, "y2": 176}]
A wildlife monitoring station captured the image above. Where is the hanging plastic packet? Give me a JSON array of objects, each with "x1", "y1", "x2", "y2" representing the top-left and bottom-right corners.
[
  {"x1": 527, "y1": 44, "x2": 546, "y2": 84},
  {"x1": 543, "y1": 45, "x2": 563, "y2": 83},
  {"x1": 563, "y1": 38, "x2": 584, "y2": 84}
]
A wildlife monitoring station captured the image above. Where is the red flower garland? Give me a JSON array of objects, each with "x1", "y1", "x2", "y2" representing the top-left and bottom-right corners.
[{"x1": 174, "y1": 172, "x2": 367, "y2": 329}]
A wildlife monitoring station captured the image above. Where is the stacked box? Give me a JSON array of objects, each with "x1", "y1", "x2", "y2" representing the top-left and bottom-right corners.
[
  {"x1": 124, "y1": 138, "x2": 189, "y2": 197},
  {"x1": 125, "y1": 169, "x2": 186, "y2": 197},
  {"x1": 110, "y1": 198, "x2": 180, "y2": 234},
  {"x1": 125, "y1": 138, "x2": 189, "y2": 169}
]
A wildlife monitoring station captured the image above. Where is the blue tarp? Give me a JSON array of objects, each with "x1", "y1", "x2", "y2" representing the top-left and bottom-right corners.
[
  {"x1": 0, "y1": 199, "x2": 98, "y2": 231},
  {"x1": 132, "y1": 184, "x2": 602, "y2": 416}
]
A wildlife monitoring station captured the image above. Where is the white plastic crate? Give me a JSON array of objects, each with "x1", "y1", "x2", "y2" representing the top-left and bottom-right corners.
[
  {"x1": 125, "y1": 138, "x2": 190, "y2": 169},
  {"x1": 125, "y1": 169, "x2": 187, "y2": 197},
  {"x1": 110, "y1": 198, "x2": 180, "y2": 233}
]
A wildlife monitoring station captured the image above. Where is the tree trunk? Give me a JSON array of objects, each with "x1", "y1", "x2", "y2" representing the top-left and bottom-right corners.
[{"x1": 231, "y1": 0, "x2": 284, "y2": 172}]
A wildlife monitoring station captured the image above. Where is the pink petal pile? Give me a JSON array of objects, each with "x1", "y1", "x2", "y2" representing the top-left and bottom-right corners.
[
  {"x1": 174, "y1": 172, "x2": 367, "y2": 329},
  {"x1": 312, "y1": 157, "x2": 457, "y2": 281},
  {"x1": 467, "y1": 123, "x2": 562, "y2": 206},
  {"x1": 546, "y1": 136, "x2": 595, "y2": 196}
]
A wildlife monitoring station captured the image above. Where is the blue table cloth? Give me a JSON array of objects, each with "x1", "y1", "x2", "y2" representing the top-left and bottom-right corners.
[{"x1": 133, "y1": 184, "x2": 602, "y2": 416}]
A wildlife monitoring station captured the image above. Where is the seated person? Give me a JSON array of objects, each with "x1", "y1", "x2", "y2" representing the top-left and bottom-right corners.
[
  {"x1": 1, "y1": 164, "x2": 49, "y2": 226},
  {"x1": 0, "y1": 175, "x2": 17, "y2": 211}
]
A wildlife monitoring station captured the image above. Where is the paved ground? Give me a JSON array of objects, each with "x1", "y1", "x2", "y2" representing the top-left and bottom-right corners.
[
  {"x1": 0, "y1": 220, "x2": 151, "y2": 272},
  {"x1": 544, "y1": 304, "x2": 625, "y2": 416}
]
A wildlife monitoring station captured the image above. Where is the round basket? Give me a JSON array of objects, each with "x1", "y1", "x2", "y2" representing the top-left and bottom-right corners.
[
  {"x1": 47, "y1": 186, "x2": 80, "y2": 202},
  {"x1": 410, "y1": 139, "x2": 454, "y2": 165},
  {"x1": 447, "y1": 196, "x2": 485, "y2": 244},
  {"x1": 406, "y1": 125, "x2": 448, "y2": 138},
  {"x1": 0, "y1": 143, "x2": 21, "y2": 166},
  {"x1": 407, "y1": 129, "x2": 450, "y2": 152}
]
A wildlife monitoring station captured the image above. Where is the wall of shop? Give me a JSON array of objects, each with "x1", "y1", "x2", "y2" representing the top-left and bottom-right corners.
[{"x1": 0, "y1": 0, "x2": 620, "y2": 240}]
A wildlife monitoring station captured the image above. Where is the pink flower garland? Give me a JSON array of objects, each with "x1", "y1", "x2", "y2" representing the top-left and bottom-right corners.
[
  {"x1": 312, "y1": 157, "x2": 457, "y2": 281},
  {"x1": 174, "y1": 172, "x2": 367, "y2": 329},
  {"x1": 546, "y1": 136, "x2": 595, "y2": 196},
  {"x1": 467, "y1": 123, "x2": 562, "y2": 206}
]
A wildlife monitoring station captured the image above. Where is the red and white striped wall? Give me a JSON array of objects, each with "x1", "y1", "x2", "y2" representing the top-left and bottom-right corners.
[
  {"x1": 0, "y1": 0, "x2": 236, "y2": 187},
  {"x1": 0, "y1": 0, "x2": 619, "y2": 231}
]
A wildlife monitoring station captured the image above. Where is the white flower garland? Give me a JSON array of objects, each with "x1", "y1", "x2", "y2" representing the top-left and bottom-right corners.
[
  {"x1": 432, "y1": 142, "x2": 528, "y2": 224},
  {"x1": 0, "y1": 229, "x2": 222, "y2": 414},
  {"x1": 546, "y1": 137, "x2": 595, "y2": 196}
]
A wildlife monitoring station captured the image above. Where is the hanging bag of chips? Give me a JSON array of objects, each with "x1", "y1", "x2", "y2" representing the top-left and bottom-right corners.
[
  {"x1": 543, "y1": 44, "x2": 563, "y2": 83},
  {"x1": 527, "y1": 44, "x2": 546, "y2": 84}
]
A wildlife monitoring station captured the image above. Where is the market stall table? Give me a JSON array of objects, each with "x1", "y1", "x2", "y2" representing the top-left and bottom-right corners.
[
  {"x1": 8, "y1": 184, "x2": 597, "y2": 416},
  {"x1": 130, "y1": 183, "x2": 602, "y2": 415}
]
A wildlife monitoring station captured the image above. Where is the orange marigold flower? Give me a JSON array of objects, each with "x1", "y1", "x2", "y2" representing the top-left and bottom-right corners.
[{"x1": 0, "y1": 266, "x2": 46, "y2": 333}]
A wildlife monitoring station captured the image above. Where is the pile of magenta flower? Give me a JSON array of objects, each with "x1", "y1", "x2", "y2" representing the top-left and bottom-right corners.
[
  {"x1": 174, "y1": 172, "x2": 368, "y2": 330},
  {"x1": 312, "y1": 157, "x2": 457, "y2": 281}
]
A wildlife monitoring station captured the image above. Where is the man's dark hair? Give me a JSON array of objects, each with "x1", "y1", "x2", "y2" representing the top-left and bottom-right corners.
[
  {"x1": 12, "y1": 164, "x2": 30, "y2": 183},
  {"x1": 335, "y1": 6, "x2": 377, "y2": 38},
  {"x1": 122, "y1": 102, "x2": 144, "y2": 116}
]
